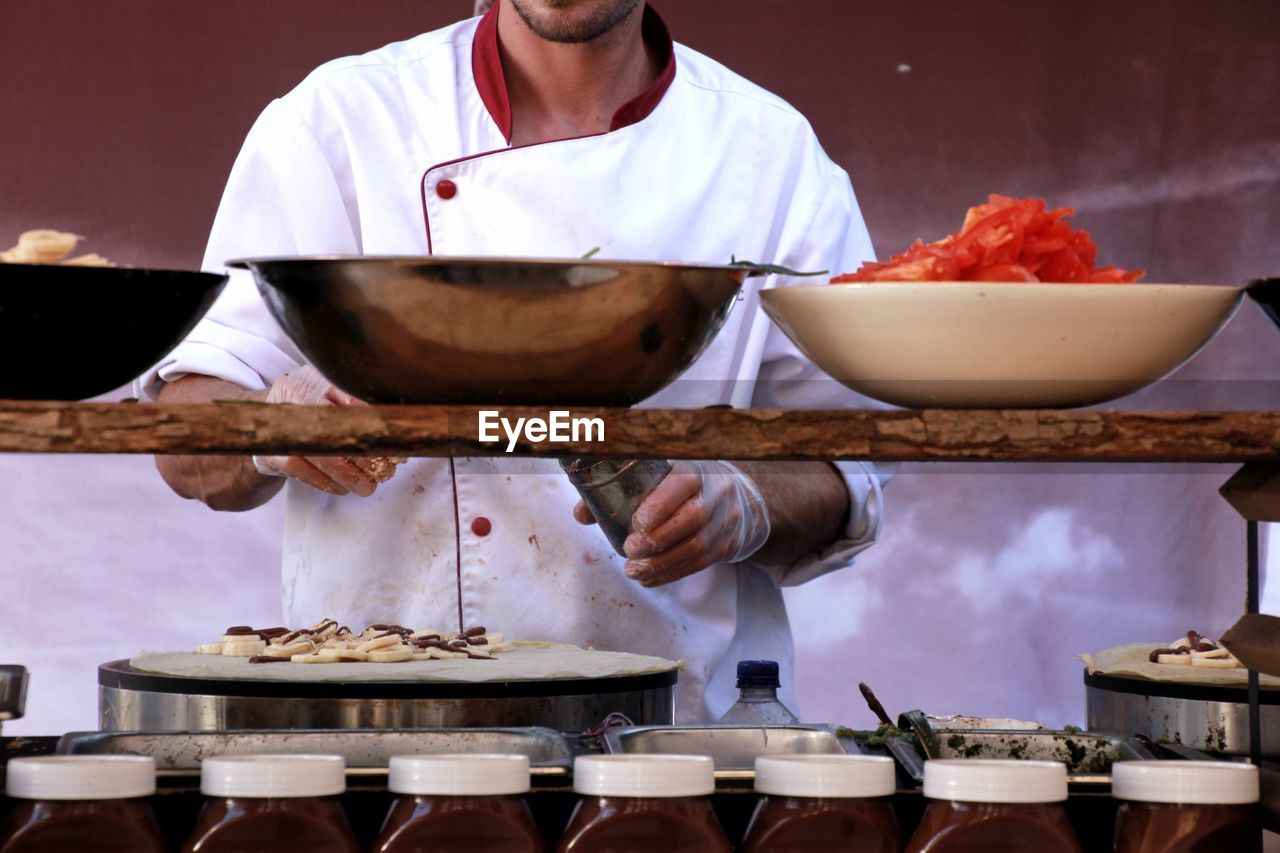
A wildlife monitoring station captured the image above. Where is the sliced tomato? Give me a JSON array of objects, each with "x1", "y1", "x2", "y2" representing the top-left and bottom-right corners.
[
  {"x1": 832, "y1": 195, "x2": 1143, "y2": 285},
  {"x1": 1088, "y1": 266, "x2": 1146, "y2": 283},
  {"x1": 953, "y1": 207, "x2": 1026, "y2": 268},
  {"x1": 966, "y1": 263, "x2": 1039, "y2": 282},
  {"x1": 1021, "y1": 236, "x2": 1069, "y2": 256},
  {"x1": 1069, "y1": 230, "x2": 1099, "y2": 267},
  {"x1": 1038, "y1": 246, "x2": 1090, "y2": 282}
]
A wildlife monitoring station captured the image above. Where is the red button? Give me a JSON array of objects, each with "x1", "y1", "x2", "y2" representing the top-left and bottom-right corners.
[
  {"x1": 435, "y1": 179, "x2": 458, "y2": 200},
  {"x1": 471, "y1": 516, "x2": 492, "y2": 537}
]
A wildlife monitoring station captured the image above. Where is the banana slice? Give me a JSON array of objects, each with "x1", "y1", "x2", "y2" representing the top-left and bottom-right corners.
[
  {"x1": 292, "y1": 651, "x2": 340, "y2": 663},
  {"x1": 357, "y1": 634, "x2": 402, "y2": 653},
  {"x1": 1156, "y1": 654, "x2": 1192, "y2": 665},
  {"x1": 480, "y1": 633, "x2": 513, "y2": 652},
  {"x1": 1192, "y1": 656, "x2": 1242, "y2": 669},
  {"x1": 196, "y1": 620, "x2": 516, "y2": 665},
  {"x1": 369, "y1": 646, "x2": 413, "y2": 663},
  {"x1": 263, "y1": 641, "x2": 314, "y2": 658},
  {"x1": 1190, "y1": 647, "x2": 1230, "y2": 660},
  {"x1": 222, "y1": 640, "x2": 266, "y2": 656},
  {"x1": 309, "y1": 620, "x2": 338, "y2": 642}
]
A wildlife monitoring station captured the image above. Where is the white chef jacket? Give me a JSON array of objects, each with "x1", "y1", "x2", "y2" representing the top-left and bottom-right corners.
[{"x1": 147, "y1": 5, "x2": 891, "y2": 722}]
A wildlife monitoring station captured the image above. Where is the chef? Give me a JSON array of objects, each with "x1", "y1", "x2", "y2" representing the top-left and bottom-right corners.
[{"x1": 148, "y1": 0, "x2": 891, "y2": 721}]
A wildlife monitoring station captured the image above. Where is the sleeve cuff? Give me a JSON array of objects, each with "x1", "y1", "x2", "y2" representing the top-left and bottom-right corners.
[
  {"x1": 142, "y1": 323, "x2": 302, "y2": 399},
  {"x1": 750, "y1": 460, "x2": 894, "y2": 588}
]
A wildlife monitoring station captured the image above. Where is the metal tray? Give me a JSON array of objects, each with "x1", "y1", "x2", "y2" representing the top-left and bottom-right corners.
[
  {"x1": 57, "y1": 727, "x2": 574, "y2": 777},
  {"x1": 602, "y1": 724, "x2": 854, "y2": 778},
  {"x1": 885, "y1": 728, "x2": 1158, "y2": 785}
]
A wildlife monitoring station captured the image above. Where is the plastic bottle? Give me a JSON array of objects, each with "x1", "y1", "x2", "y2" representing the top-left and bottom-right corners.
[{"x1": 717, "y1": 660, "x2": 800, "y2": 725}]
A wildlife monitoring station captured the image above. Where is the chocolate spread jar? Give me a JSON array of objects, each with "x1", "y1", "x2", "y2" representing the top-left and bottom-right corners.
[
  {"x1": 372, "y1": 754, "x2": 544, "y2": 853},
  {"x1": 1112, "y1": 760, "x2": 1260, "y2": 852},
  {"x1": 181, "y1": 754, "x2": 358, "y2": 853},
  {"x1": 556, "y1": 755, "x2": 730, "y2": 852},
  {"x1": 904, "y1": 759, "x2": 1081, "y2": 853},
  {"x1": 0, "y1": 755, "x2": 164, "y2": 853},
  {"x1": 741, "y1": 754, "x2": 902, "y2": 852}
]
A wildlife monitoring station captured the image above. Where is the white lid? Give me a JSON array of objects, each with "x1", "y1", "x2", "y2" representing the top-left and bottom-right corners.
[
  {"x1": 1112, "y1": 761, "x2": 1259, "y2": 805},
  {"x1": 573, "y1": 755, "x2": 715, "y2": 797},
  {"x1": 5, "y1": 756, "x2": 156, "y2": 800},
  {"x1": 200, "y1": 754, "x2": 346, "y2": 798},
  {"x1": 388, "y1": 754, "x2": 531, "y2": 795},
  {"x1": 923, "y1": 760, "x2": 1068, "y2": 803},
  {"x1": 755, "y1": 755, "x2": 896, "y2": 798}
]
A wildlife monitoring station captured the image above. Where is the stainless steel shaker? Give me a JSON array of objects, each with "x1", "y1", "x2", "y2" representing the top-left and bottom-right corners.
[{"x1": 560, "y1": 457, "x2": 672, "y2": 556}]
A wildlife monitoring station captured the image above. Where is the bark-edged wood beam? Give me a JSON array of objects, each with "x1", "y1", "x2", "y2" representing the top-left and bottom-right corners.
[{"x1": 1, "y1": 401, "x2": 1278, "y2": 462}]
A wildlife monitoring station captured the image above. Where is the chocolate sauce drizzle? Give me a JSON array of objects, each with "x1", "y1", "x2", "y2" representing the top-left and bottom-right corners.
[{"x1": 1148, "y1": 630, "x2": 1224, "y2": 663}]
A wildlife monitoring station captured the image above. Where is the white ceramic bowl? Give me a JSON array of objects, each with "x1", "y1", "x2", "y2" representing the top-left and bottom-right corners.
[{"x1": 759, "y1": 282, "x2": 1243, "y2": 408}]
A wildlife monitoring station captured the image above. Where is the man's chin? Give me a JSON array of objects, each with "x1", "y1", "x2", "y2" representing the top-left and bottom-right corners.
[{"x1": 508, "y1": 0, "x2": 644, "y2": 45}]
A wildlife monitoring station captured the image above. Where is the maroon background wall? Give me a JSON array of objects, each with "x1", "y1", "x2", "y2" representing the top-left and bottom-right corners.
[
  {"x1": 2, "y1": 1, "x2": 1279, "y2": 730},
  {"x1": 4, "y1": 1, "x2": 1277, "y2": 283}
]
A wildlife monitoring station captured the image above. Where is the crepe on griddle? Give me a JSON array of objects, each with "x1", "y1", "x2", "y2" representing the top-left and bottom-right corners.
[{"x1": 1079, "y1": 642, "x2": 1280, "y2": 689}]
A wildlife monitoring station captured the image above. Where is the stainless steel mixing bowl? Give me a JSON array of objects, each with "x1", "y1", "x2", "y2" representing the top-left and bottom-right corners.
[
  {"x1": 0, "y1": 264, "x2": 227, "y2": 400},
  {"x1": 1249, "y1": 277, "x2": 1280, "y2": 335},
  {"x1": 229, "y1": 256, "x2": 747, "y2": 405}
]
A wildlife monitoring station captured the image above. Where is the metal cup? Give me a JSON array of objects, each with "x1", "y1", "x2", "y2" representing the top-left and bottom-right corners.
[{"x1": 561, "y1": 458, "x2": 672, "y2": 556}]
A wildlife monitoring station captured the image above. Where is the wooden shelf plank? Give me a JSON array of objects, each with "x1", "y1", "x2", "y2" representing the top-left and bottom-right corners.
[{"x1": 2, "y1": 401, "x2": 1278, "y2": 462}]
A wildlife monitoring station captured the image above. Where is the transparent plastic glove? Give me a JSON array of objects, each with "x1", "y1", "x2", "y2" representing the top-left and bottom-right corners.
[
  {"x1": 575, "y1": 461, "x2": 770, "y2": 587},
  {"x1": 251, "y1": 366, "x2": 382, "y2": 497}
]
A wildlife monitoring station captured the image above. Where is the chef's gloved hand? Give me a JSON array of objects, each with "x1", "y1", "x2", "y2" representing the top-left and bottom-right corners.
[
  {"x1": 574, "y1": 461, "x2": 771, "y2": 587},
  {"x1": 251, "y1": 365, "x2": 381, "y2": 497}
]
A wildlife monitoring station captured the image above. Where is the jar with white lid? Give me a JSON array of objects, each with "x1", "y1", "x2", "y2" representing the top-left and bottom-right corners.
[
  {"x1": 372, "y1": 754, "x2": 544, "y2": 852},
  {"x1": 904, "y1": 759, "x2": 1081, "y2": 853},
  {"x1": 556, "y1": 755, "x2": 730, "y2": 852},
  {"x1": 1, "y1": 755, "x2": 164, "y2": 853},
  {"x1": 1113, "y1": 760, "x2": 1259, "y2": 852},
  {"x1": 741, "y1": 754, "x2": 902, "y2": 852},
  {"x1": 180, "y1": 754, "x2": 358, "y2": 853}
]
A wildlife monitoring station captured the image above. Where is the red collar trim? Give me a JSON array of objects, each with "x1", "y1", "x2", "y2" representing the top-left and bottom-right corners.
[
  {"x1": 471, "y1": 6, "x2": 512, "y2": 141},
  {"x1": 610, "y1": 6, "x2": 676, "y2": 132},
  {"x1": 471, "y1": 2, "x2": 677, "y2": 144}
]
